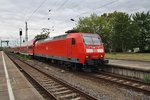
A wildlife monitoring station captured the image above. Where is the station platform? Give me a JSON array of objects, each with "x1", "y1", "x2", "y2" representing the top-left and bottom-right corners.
[
  {"x1": 0, "y1": 51, "x2": 44, "y2": 100},
  {"x1": 107, "y1": 59, "x2": 150, "y2": 71}
]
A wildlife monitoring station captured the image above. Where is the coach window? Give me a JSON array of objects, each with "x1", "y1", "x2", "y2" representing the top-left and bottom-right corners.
[{"x1": 72, "y1": 38, "x2": 76, "y2": 45}]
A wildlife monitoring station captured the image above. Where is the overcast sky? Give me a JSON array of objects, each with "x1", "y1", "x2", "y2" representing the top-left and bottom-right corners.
[{"x1": 0, "y1": 0, "x2": 150, "y2": 46}]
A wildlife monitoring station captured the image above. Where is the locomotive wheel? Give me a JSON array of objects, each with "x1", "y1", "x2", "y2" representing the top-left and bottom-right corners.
[
  {"x1": 71, "y1": 63, "x2": 83, "y2": 71},
  {"x1": 91, "y1": 66, "x2": 99, "y2": 73}
]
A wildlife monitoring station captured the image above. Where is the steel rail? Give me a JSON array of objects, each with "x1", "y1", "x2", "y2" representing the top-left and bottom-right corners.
[
  {"x1": 92, "y1": 72, "x2": 150, "y2": 95},
  {"x1": 7, "y1": 54, "x2": 97, "y2": 100}
]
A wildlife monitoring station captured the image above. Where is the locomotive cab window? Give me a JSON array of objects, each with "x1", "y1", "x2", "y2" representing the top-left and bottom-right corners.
[{"x1": 72, "y1": 38, "x2": 76, "y2": 45}]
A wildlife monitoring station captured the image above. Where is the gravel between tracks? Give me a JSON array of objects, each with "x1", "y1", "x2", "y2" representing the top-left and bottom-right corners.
[{"x1": 26, "y1": 59, "x2": 150, "y2": 100}]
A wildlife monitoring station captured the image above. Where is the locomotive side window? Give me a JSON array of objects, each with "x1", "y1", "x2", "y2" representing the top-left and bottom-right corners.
[{"x1": 72, "y1": 38, "x2": 76, "y2": 45}]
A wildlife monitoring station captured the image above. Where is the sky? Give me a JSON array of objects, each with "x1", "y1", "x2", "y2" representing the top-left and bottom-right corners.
[{"x1": 0, "y1": 0, "x2": 150, "y2": 46}]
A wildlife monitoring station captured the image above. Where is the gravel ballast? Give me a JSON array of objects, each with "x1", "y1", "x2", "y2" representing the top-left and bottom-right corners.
[{"x1": 25, "y1": 59, "x2": 150, "y2": 100}]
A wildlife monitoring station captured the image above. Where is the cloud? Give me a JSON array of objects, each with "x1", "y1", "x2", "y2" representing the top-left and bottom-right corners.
[{"x1": 0, "y1": 0, "x2": 150, "y2": 46}]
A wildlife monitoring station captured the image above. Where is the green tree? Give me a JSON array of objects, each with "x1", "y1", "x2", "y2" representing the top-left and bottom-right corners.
[
  {"x1": 76, "y1": 14, "x2": 97, "y2": 33},
  {"x1": 75, "y1": 11, "x2": 150, "y2": 53},
  {"x1": 111, "y1": 12, "x2": 134, "y2": 52},
  {"x1": 132, "y1": 12, "x2": 150, "y2": 52},
  {"x1": 97, "y1": 13, "x2": 113, "y2": 52},
  {"x1": 34, "y1": 33, "x2": 49, "y2": 41},
  {"x1": 76, "y1": 13, "x2": 112, "y2": 52}
]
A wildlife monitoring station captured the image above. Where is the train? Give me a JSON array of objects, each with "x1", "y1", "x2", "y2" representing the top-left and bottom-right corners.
[{"x1": 12, "y1": 31, "x2": 107, "y2": 71}]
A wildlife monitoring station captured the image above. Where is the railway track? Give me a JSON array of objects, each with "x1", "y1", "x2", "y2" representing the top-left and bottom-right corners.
[
  {"x1": 27, "y1": 56, "x2": 150, "y2": 95},
  {"x1": 92, "y1": 72, "x2": 150, "y2": 94},
  {"x1": 7, "y1": 52, "x2": 150, "y2": 97},
  {"x1": 8, "y1": 55, "x2": 97, "y2": 100}
]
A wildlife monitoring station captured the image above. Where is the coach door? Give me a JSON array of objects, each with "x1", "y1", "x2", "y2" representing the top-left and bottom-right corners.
[
  {"x1": 67, "y1": 38, "x2": 76, "y2": 60},
  {"x1": 67, "y1": 38, "x2": 72, "y2": 59}
]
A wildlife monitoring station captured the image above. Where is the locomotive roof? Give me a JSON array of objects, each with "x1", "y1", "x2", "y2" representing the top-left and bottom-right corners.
[
  {"x1": 15, "y1": 32, "x2": 100, "y2": 47},
  {"x1": 36, "y1": 33, "x2": 68, "y2": 42},
  {"x1": 53, "y1": 34, "x2": 67, "y2": 40},
  {"x1": 82, "y1": 33, "x2": 99, "y2": 37},
  {"x1": 38, "y1": 32, "x2": 99, "y2": 42},
  {"x1": 65, "y1": 29, "x2": 79, "y2": 33}
]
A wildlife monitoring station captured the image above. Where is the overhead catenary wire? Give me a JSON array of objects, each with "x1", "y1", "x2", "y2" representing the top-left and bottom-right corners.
[
  {"x1": 55, "y1": 0, "x2": 70, "y2": 11},
  {"x1": 49, "y1": 0, "x2": 119, "y2": 24},
  {"x1": 48, "y1": 0, "x2": 70, "y2": 21},
  {"x1": 23, "y1": 0, "x2": 34, "y2": 20},
  {"x1": 26, "y1": 0, "x2": 48, "y2": 21},
  {"x1": 26, "y1": 0, "x2": 119, "y2": 32},
  {"x1": 59, "y1": 0, "x2": 119, "y2": 27},
  {"x1": 47, "y1": 0, "x2": 60, "y2": 20},
  {"x1": 47, "y1": 0, "x2": 70, "y2": 31},
  {"x1": 74, "y1": 0, "x2": 119, "y2": 18},
  {"x1": 46, "y1": 0, "x2": 120, "y2": 34}
]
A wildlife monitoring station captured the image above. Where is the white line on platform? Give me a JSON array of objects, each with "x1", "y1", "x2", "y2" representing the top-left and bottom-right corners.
[{"x1": 2, "y1": 51, "x2": 15, "y2": 100}]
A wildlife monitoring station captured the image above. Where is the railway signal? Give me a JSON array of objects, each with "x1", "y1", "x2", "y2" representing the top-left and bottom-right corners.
[{"x1": 19, "y1": 28, "x2": 22, "y2": 46}]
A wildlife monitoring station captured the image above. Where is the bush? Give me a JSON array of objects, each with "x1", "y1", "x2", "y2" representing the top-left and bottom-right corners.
[{"x1": 0, "y1": 47, "x2": 3, "y2": 51}]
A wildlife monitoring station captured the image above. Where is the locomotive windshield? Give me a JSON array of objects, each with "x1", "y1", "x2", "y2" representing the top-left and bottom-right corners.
[
  {"x1": 92, "y1": 37, "x2": 101, "y2": 45},
  {"x1": 82, "y1": 34, "x2": 101, "y2": 45},
  {"x1": 83, "y1": 37, "x2": 93, "y2": 45}
]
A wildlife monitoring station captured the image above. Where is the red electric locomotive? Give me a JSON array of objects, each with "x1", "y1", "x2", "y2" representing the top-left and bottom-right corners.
[{"x1": 15, "y1": 32, "x2": 106, "y2": 71}]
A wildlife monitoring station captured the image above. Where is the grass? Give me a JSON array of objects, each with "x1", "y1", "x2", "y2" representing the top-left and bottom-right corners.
[
  {"x1": 105, "y1": 53, "x2": 150, "y2": 61},
  {"x1": 144, "y1": 75, "x2": 150, "y2": 83}
]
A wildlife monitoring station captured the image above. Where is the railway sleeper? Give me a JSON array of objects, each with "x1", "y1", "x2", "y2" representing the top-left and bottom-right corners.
[
  {"x1": 53, "y1": 90, "x2": 72, "y2": 95},
  {"x1": 49, "y1": 87, "x2": 68, "y2": 92},
  {"x1": 46, "y1": 85, "x2": 64, "y2": 90},
  {"x1": 70, "y1": 97, "x2": 82, "y2": 100},
  {"x1": 58, "y1": 93, "x2": 79, "y2": 100},
  {"x1": 40, "y1": 80, "x2": 55, "y2": 84}
]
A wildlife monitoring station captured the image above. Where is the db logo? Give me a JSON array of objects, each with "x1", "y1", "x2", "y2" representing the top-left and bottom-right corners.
[{"x1": 93, "y1": 49, "x2": 97, "y2": 52}]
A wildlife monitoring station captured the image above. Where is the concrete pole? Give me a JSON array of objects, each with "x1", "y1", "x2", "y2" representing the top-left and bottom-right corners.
[
  {"x1": 20, "y1": 36, "x2": 22, "y2": 47},
  {"x1": 25, "y1": 21, "x2": 28, "y2": 42}
]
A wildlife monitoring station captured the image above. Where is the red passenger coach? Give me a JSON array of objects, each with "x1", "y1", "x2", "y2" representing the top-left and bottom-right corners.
[
  {"x1": 17, "y1": 40, "x2": 34, "y2": 55},
  {"x1": 14, "y1": 32, "x2": 106, "y2": 71}
]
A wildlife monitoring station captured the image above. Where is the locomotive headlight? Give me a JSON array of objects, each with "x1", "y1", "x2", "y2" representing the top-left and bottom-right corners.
[
  {"x1": 97, "y1": 49, "x2": 104, "y2": 53},
  {"x1": 100, "y1": 55, "x2": 103, "y2": 58},
  {"x1": 86, "y1": 49, "x2": 93, "y2": 53},
  {"x1": 86, "y1": 55, "x2": 90, "y2": 59}
]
